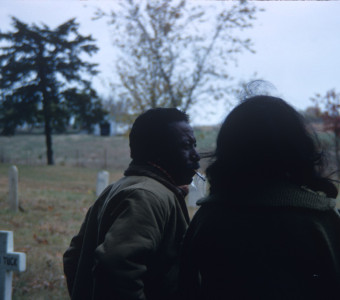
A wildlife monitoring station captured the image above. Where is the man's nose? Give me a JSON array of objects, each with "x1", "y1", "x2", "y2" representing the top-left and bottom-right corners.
[{"x1": 191, "y1": 149, "x2": 200, "y2": 161}]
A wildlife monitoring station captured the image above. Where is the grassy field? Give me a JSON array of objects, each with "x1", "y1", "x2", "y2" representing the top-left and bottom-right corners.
[
  {"x1": 0, "y1": 163, "x2": 130, "y2": 299},
  {"x1": 0, "y1": 129, "x2": 216, "y2": 299}
]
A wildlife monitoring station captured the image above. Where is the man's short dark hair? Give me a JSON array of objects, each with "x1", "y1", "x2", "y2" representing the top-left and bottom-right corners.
[{"x1": 129, "y1": 108, "x2": 189, "y2": 162}]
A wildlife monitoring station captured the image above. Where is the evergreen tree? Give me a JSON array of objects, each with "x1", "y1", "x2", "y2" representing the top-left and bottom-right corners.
[{"x1": 0, "y1": 17, "x2": 106, "y2": 165}]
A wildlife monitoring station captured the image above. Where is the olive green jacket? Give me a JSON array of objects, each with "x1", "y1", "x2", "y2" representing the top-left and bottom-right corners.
[{"x1": 63, "y1": 164, "x2": 189, "y2": 300}]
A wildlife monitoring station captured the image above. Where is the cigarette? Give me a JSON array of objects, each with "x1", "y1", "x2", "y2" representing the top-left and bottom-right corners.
[{"x1": 195, "y1": 171, "x2": 206, "y2": 182}]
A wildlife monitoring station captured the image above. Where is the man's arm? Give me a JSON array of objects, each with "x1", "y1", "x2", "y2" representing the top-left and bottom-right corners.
[
  {"x1": 63, "y1": 207, "x2": 91, "y2": 296},
  {"x1": 93, "y1": 188, "x2": 168, "y2": 300}
]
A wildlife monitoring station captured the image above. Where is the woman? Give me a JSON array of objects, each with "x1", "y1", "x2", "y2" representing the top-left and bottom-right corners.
[{"x1": 180, "y1": 96, "x2": 340, "y2": 300}]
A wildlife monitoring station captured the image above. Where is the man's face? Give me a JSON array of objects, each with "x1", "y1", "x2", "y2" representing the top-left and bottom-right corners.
[{"x1": 159, "y1": 121, "x2": 200, "y2": 186}]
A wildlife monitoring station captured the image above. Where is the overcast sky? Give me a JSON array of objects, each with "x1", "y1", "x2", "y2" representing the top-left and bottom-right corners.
[{"x1": 1, "y1": 0, "x2": 340, "y2": 125}]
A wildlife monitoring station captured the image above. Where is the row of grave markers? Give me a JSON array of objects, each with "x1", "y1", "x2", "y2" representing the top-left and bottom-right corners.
[
  {"x1": 3, "y1": 166, "x2": 26, "y2": 299},
  {"x1": 3, "y1": 166, "x2": 110, "y2": 299},
  {"x1": 2, "y1": 167, "x2": 109, "y2": 299},
  {"x1": 8, "y1": 165, "x2": 205, "y2": 209},
  {"x1": 2, "y1": 165, "x2": 109, "y2": 299},
  {"x1": 8, "y1": 165, "x2": 111, "y2": 211}
]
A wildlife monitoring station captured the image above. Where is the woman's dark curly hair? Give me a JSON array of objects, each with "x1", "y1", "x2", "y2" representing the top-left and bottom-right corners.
[{"x1": 206, "y1": 96, "x2": 338, "y2": 198}]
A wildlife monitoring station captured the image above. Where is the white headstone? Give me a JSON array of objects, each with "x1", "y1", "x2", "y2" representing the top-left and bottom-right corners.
[
  {"x1": 96, "y1": 171, "x2": 110, "y2": 196},
  {"x1": 8, "y1": 166, "x2": 18, "y2": 212},
  {"x1": 0, "y1": 231, "x2": 26, "y2": 300},
  {"x1": 187, "y1": 173, "x2": 207, "y2": 207}
]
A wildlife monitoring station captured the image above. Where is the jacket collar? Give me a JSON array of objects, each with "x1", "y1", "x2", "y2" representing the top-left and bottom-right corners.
[
  {"x1": 198, "y1": 181, "x2": 336, "y2": 212},
  {"x1": 124, "y1": 161, "x2": 190, "y2": 222}
]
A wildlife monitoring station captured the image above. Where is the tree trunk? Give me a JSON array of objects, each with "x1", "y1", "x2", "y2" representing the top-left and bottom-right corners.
[
  {"x1": 38, "y1": 42, "x2": 54, "y2": 165},
  {"x1": 42, "y1": 93, "x2": 54, "y2": 165},
  {"x1": 44, "y1": 114, "x2": 54, "y2": 165}
]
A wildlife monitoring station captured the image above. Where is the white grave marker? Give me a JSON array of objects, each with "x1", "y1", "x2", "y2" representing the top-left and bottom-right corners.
[
  {"x1": 96, "y1": 171, "x2": 110, "y2": 196},
  {"x1": 0, "y1": 231, "x2": 26, "y2": 300},
  {"x1": 8, "y1": 166, "x2": 18, "y2": 212},
  {"x1": 187, "y1": 173, "x2": 207, "y2": 207}
]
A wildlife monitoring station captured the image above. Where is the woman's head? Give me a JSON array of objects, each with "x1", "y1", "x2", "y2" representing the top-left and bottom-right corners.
[{"x1": 207, "y1": 96, "x2": 337, "y2": 197}]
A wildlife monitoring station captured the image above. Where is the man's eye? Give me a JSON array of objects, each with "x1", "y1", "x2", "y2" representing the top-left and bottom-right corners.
[{"x1": 183, "y1": 141, "x2": 196, "y2": 149}]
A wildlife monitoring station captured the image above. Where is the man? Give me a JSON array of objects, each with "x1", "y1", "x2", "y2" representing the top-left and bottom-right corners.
[{"x1": 63, "y1": 108, "x2": 200, "y2": 300}]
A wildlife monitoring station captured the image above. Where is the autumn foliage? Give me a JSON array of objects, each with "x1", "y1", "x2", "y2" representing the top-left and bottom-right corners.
[{"x1": 311, "y1": 89, "x2": 340, "y2": 170}]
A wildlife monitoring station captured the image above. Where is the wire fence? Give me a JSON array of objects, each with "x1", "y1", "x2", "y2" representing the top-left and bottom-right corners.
[{"x1": 0, "y1": 134, "x2": 131, "y2": 170}]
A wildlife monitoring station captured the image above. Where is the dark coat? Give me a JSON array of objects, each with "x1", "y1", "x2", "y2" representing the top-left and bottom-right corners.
[
  {"x1": 180, "y1": 182, "x2": 340, "y2": 300},
  {"x1": 63, "y1": 164, "x2": 189, "y2": 300}
]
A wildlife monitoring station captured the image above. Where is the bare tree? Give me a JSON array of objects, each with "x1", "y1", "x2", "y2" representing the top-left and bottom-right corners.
[
  {"x1": 95, "y1": 0, "x2": 260, "y2": 117},
  {"x1": 102, "y1": 95, "x2": 130, "y2": 125}
]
